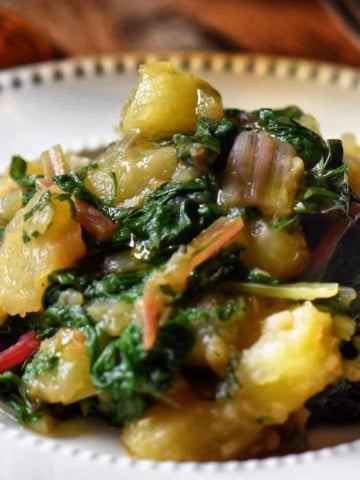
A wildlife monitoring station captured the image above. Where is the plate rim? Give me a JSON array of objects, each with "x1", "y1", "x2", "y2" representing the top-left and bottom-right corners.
[
  {"x1": 0, "y1": 50, "x2": 360, "y2": 473},
  {"x1": 0, "y1": 51, "x2": 360, "y2": 96},
  {"x1": 0, "y1": 415, "x2": 360, "y2": 473}
]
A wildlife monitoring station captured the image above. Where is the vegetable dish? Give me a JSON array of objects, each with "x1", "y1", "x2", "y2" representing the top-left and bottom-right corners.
[{"x1": 0, "y1": 62, "x2": 360, "y2": 462}]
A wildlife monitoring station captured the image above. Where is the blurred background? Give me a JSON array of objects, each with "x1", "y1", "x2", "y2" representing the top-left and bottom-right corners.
[{"x1": 0, "y1": 0, "x2": 359, "y2": 70}]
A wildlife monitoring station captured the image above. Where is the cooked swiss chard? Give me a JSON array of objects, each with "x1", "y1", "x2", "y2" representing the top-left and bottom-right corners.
[{"x1": 0, "y1": 62, "x2": 359, "y2": 463}]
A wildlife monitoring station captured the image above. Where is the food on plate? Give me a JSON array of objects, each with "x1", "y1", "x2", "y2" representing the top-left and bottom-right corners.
[{"x1": 0, "y1": 62, "x2": 360, "y2": 462}]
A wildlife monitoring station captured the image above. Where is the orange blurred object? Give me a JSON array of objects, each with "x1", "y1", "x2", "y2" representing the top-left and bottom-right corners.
[
  {"x1": 0, "y1": 5, "x2": 61, "y2": 69},
  {"x1": 0, "y1": 0, "x2": 359, "y2": 69}
]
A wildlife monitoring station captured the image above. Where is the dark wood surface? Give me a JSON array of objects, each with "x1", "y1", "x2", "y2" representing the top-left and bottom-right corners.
[{"x1": 0, "y1": 0, "x2": 360, "y2": 69}]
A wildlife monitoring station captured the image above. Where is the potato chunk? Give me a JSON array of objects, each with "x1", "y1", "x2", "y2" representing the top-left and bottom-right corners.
[
  {"x1": 85, "y1": 142, "x2": 179, "y2": 205},
  {"x1": 120, "y1": 62, "x2": 223, "y2": 139},
  {"x1": 0, "y1": 186, "x2": 86, "y2": 316},
  {"x1": 343, "y1": 134, "x2": 360, "y2": 196},
  {"x1": 25, "y1": 328, "x2": 96, "y2": 404},
  {"x1": 122, "y1": 302, "x2": 342, "y2": 461},
  {"x1": 239, "y1": 219, "x2": 310, "y2": 281}
]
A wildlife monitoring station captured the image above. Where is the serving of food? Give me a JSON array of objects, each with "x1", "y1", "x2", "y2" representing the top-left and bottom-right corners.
[{"x1": 0, "y1": 60, "x2": 360, "y2": 464}]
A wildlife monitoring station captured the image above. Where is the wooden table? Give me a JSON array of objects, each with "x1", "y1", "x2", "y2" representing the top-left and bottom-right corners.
[{"x1": 0, "y1": 0, "x2": 360, "y2": 69}]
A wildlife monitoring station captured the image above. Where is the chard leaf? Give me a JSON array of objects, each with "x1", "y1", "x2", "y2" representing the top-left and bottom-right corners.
[
  {"x1": 53, "y1": 171, "x2": 127, "y2": 223},
  {"x1": 109, "y1": 176, "x2": 223, "y2": 264},
  {"x1": 174, "y1": 117, "x2": 236, "y2": 169},
  {"x1": 295, "y1": 140, "x2": 349, "y2": 215},
  {"x1": 9, "y1": 156, "x2": 41, "y2": 188},
  {"x1": 307, "y1": 379, "x2": 360, "y2": 424},
  {"x1": 257, "y1": 108, "x2": 327, "y2": 167},
  {"x1": 89, "y1": 321, "x2": 194, "y2": 425},
  {"x1": 9, "y1": 156, "x2": 40, "y2": 204},
  {"x1": 0, "y1": 372, "x2": 43, "y2": 424}
]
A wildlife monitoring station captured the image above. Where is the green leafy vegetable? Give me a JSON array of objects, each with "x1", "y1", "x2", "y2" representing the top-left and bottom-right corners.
[
  {"x1": 47, "y1": 270, "x2": 145, "y2": 299},
  {"x1": 110, "y1": 175, "x2": 223, "y2": 264},
  {"x1": 0, "y1": 372, "x2": 42, "y2": 423},
  {"x1": 216, "y1": 301, "x2": 245, "y2": 321},
  {"x1": 9, "y1": 156, "x2": 41, "y2": 188},
  {"x1": 9, "y1": 156, "x2": 41, "y2": 204},
  {"x1": 23, "y1": 352, "x2": 60, "y2": 382},
  {"x1": 307, "y1": 379, "x2": 360, "y2": 424},
  {"x1": 23, "y1": 190, "x2": 52, "y2": 221},
  {"x1": 90, "y1": 321, "x2": 194, "y2": 425},
  {"x1": 174, "y1": 117, "x2": 236, "y2": 170},
  {"x1": 256, "y1": 108, "x2": 327, "y2": 167},
  {"x1": 295, "y1": 139, "x2": 349, "y2": 215},
  {"x1": 54, "y1": 170, "x2": 127, "y2": 222}
]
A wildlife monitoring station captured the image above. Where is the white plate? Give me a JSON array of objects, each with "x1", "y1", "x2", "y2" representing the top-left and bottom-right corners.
[{"x1": 0, "y1": 52, "x2": 360, "y2": 480}]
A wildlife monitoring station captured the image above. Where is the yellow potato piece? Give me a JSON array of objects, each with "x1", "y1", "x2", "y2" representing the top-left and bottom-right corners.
[
  {"x1": 0, "y1": 160, "x2": 44, "y2": 204},
  {"x1": 0, "y1": 173, "x2": 17, "y2": 199},
  {"x1": 120, "y1": 62, "x2": 223, "y2": 139},
  {"x1": 238, "y1": 301, "x2": 341, "y2": 414},
  {"x1": 239, "y1": 219, "x2": 310, "y2": 281},
  {"x1": 85, "y1": 142, "x2": 179, "y2": 205},
  {"x1": 343, "y1": 133, "x2": 360, "y2": 196},
  {"x1": 122, "y1": 302, "x2": 342, "y2": 461},
  {"x1": 87, "y1": 298, "x2": 136, "y2": 337},
  {"x1": 25, "y1": 328, "x2": 96, "y2": 404},
  {"x1": 0, "y1": 186, "x2": 86, "y2": 316}
]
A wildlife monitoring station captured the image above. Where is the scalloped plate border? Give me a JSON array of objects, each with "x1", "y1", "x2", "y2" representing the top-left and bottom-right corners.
[
  {"x1": 0, "y1": 51, "x2": 359, "y2": 95},
  {"x1": 0, "y1": 51, "x2": 360, "y2": 478}
]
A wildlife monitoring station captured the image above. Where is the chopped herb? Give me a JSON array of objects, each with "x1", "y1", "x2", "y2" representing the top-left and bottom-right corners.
[
  {"x1": 23, "y1": 352, "x2": 60, "y2": 382},
  {"x1": 9, "y1": 156, "x2": 40, "y2": 204},
  {"x1": 217, "y1": 300, "x2": 245, "y2": 321},
  {"x1": 216, "y1": 355, "x2": 241, "y2": 401},
  {"x1": 172, "y1": 307, "x2": 210, "y2": 324},
  {"x1": 22, "y1": 230, "x2": 31, "y2": 244},
  {"x1": 247, "y1": 269, "x2": 280, "y2": 285}
]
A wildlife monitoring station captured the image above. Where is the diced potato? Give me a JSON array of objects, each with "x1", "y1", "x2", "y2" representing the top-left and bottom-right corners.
[
  {"x1": 122, "y1": 393, "x2": 257, "y2": 462},
  {"x1": 343, "y1": 134, "x2": 360, "y2": 196},
  {"x1": 85, "y1": 142, "x2": 179, "y2": 205},
  {"x1": 120, "y1": 62, "x2": 223, "y2": 139},
  {"x1": 122, "y1": 302, "x2": 342, "y2": 461},
  {"x1": 25, "y1": 160, "x2": 44, "y2": 176},
  {"x1": 0, "y1": 172, "x2": 17, "y2": 199},
  {"x1": 238, "y1": 302, "x2": 341, "y2": 412},
  {"x1": 185, "y1": 288, "x2": 289, "y2": 372},
  {"x1": 239, "y1": 219, "x2": 310, "y2": 281},
  {"x1": 25, "y1": 328, "x2": 96, "y2": 404},
  {"x1": 27, "y1": 413, "x2": 56, "y2": 435},
  {"x1": 0, "y1": 189, "x2": 23, "y2": 225},
  {"x1": 0, "y1": 160, "x2": 43, "y2": 202},
  {"x1": 0, "y1": 186, "x2": 86, "y2": 316},
  {"x1": 87, "y1": 298, "x2": 135, "y2": 336}
]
